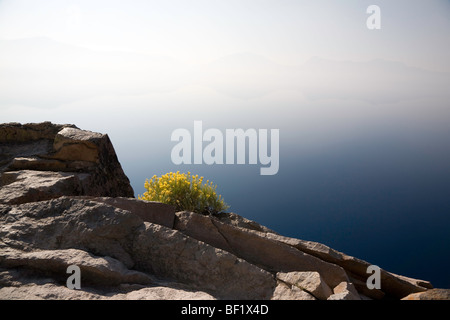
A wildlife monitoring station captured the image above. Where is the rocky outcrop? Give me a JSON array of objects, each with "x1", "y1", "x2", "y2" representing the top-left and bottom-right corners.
[
  {"x1": 0, "y1": 197, "x2": 275, "y2": 299},
  {"x1": 0, "y1": 123, "x2": 443, "y2": 300},
  {"x1": 174, "y1": 211, "x2": 350, "y2": 290},
  {"x1": 173, "y1": 210, "x2": 434, "y2": 299},
  {"x1": 0, "y1": 122, "x2": 134, "y2": 204}
]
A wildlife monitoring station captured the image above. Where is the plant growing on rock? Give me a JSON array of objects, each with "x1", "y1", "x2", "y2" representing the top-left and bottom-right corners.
[{"x1": 138, "y1": 171, "x2": 229, "y2": 215}]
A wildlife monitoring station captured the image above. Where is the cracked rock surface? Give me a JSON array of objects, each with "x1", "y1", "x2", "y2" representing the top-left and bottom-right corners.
[{"x1": 0, "y1": 122, "x2": 442, "y2": 300}]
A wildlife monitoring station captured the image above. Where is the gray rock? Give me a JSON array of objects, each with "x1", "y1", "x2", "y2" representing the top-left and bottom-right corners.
[
  {"x1": 52, "y1": 127, "x2": 104, "y2": 163},
  {"x1": 109, "y1": 286, "x2": 216, "y2": 300},
  {"x1": 0, "y1": 248, "x2": 153, "y2": 286},
  {"x1": 264, "y1": 232, "x2": 432, "y2": 299},
  {"x1": 277, "y1": 271, "x2": 333, "y2": 300},
  {"x1": 75, "y1": 196, "x2": 175, "y2": 228},
  {"x1": 175, "y1": 211, "x2": 349, "y2": 289},
  {"x1": 213, "y1": 211, "x2": 277, "y2": 233},
  {"x1": 0, "y1": 197, "x2": 276, "y2": 299},
  {"x1": 0, "y1": 282, "x2": 105, "y2": 300},
  {"x1": 0, "y1": 197, "x2": 142, "y2": 267},
  {"x1": 0, "y1": 170, "x2": 89, "y2": 205},
  {"x1": 271, "y1": 281, "x2": 316, "y2": 300},
  {"x1": 0, "y1": 267, "x2": 215, "y2": 300},
  {"x1": 401, "y1": 289, "x2": 450, "y2": 300},
  {"x1": 0, "y1": 122, "x2": 134, "y2": 204},
  {"x1": 132, "y1": 222, "x2": 277, "y2": 299},
  {"x1": 175, "y1": 210, "x2": 434, "y2": 300},
  {"x1": 328, "y1": 281, "x2": 361, "y2": 300}
]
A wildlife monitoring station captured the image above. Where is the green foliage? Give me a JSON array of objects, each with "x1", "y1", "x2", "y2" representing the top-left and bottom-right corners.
[{"x1": 138, "y1": 171, "x2": 229, "y2": 214}]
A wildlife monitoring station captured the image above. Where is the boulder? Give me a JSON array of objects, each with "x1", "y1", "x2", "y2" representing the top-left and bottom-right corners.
[
  {"x1": 277, "y1": 271, "x2": 333, "y2": 300},
  {"x1": 328, "y1": 281, "x2": 361, "y2": 300},
  {"x1": 271, "y1": 281, "x2": 316, "y2": 300},
  {"x1": 0, "y1": 122, "x2": 134, "y2": 204},
  {"x1": 51, "y1": 127, "x2": 104, "y2": 163}
]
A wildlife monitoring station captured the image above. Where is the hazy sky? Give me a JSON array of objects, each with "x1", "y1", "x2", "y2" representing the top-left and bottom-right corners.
[
  {"x1": 1, "y1": 0, "x2": 449, "y2": 159},
  {"x1": 1, "y1": 0, "x2": 449, "y2": 163},
  {"x1": 0, "y1": 0, "x2": 449, "y2": 69}
]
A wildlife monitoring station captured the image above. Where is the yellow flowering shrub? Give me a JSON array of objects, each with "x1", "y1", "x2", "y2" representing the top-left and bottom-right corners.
[{"x1": 138, "y1": 171, "x2": 229, "y2": 214}]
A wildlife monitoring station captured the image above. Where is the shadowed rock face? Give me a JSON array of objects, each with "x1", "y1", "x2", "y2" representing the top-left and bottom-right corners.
[
  {"x1": 0, "y1": 122, "x2": 134, "y2": 204},
  {"x1": 0, "y1": 122, "x2": 443, "y2": 300}
]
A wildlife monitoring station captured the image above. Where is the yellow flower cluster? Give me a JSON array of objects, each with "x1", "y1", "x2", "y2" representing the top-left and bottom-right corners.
[{"x1": 138, "y1": 171, "x2": 229, "y2": 214}]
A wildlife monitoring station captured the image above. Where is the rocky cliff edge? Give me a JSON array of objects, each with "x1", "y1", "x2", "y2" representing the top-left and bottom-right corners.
[{"x1": 0, "y1": 122, "x2": 446, "y2": 300}]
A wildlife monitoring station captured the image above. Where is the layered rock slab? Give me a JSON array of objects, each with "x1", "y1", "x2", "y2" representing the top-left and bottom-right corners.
[
  {"x1": 0, "y1": 197, "x2": 275, "y2": 299},
  {"x1": 0, "y1": 248, "x2": 152, "y2": 286},
  {"x1": 263, "y1": 232, "x2": 432, "y2": 299},
  {"x1": 276, "y1": 271, "x2": 333, "y2": 300},
  {"x1": 0, "y1": 122, "x2": 134, "y2": 205},
  {"x1": 132, "y1": 222, "x2": 276, "y2": 299},
  {"x1": 175, "y1": 211, "x2": 349, "y2": 289},
  {"x1": 174, "y1": 210, "x2": 434, "y2": 300},
  {"x1": 0, "y1": 267, "x2": 215, "y2": 300}
]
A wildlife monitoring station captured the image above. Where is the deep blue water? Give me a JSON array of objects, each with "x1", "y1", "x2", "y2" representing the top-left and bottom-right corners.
[{"x1": 123, "y1": 125, "x2": 450, "y2": 289}]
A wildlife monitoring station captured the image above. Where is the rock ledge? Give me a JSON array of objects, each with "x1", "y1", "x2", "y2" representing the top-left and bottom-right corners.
[{"x1": 0, "y1": 122, "x2": 444, "y2": 300}]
